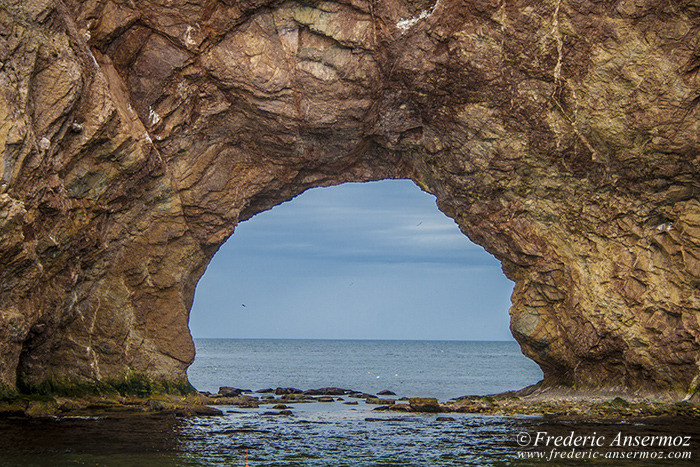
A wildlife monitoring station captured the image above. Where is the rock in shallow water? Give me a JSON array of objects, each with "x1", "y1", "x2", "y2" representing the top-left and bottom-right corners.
[
  {"x1": 275, "y1": 388, "x2": 303, "y2": 396},
  {"x1": 263, "y1": 410, "x2": 293, "y2": 416},
  {"x1": 409, "y1": 398, "x2": 442, "y2": 413},
  {"x1": 303, "y1": 387, "x2": 351, "y2": 396}
]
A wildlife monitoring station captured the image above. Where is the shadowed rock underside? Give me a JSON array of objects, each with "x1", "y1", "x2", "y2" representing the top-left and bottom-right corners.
[{"x1": 0, "y1": 0, "x2": 698, "y2": 399}]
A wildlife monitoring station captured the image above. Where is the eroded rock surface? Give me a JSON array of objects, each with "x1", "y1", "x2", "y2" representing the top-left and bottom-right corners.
[{"x1": 0, "y1": 0, "x2": 698, "y2": 398}]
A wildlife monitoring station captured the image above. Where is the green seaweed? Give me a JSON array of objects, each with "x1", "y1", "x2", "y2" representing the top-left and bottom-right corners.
[
  {"x1": 16, "y1": 373, "x2": 196, "y2": 398},
  {"x1": 0, "y1": 383, "x2": 18, "y2": 401},
  {"x1": 110, "y1": 373, "x2": 196, "y2": 397},
  {"x1": 608, "y1": 397, "x2": 630, "y2": 407}
]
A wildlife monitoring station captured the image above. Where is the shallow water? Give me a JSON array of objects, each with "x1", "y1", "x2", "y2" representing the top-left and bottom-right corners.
[
  {"x1": 1, "y1": 404, "x2": 698, "y2": 466},
  {"x1": 1, "y1": 340, "x2": 697, "y2": 465}
]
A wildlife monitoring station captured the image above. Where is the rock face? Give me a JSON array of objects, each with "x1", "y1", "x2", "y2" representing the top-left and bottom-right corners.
[{"x1": 0, "y1": 0, "x2": 698, "y2": 398}]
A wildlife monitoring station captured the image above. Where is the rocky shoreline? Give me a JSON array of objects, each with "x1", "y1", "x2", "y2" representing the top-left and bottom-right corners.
[{"x1": 2, "y1": 384, "x2": 698, "y2": 420}]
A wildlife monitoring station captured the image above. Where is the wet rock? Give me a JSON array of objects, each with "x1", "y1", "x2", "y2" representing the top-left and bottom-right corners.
[
  {"x1": 303, "y1": 387, "x2": 350, "y2": 396},
  {"x1": 366, "y1": 398, "x2": 395, "y2": 405},
  {"x1": 317, "y1": 396, "x2": 335, "y2": 402},
  {"x1": 55, "y1": 398, "x2": 87, "y2": 412},
  {"x1": 263, "y1": 410, "x2": 292, "y2": 416},
  {"x1": 376, "y1": 403, "x2": 411, "y2": 412},
  {"x1": 209, "y1": 396, "x2": 259, "y2": 408},
  {"x1": 436, "y1": 417, "x2": 455, "y2": 422},
  {"x1": 218, "y1": 387, "x2": 242, "y2": 397},
  {"x1": 194, "y1": 406, "x2": 224, "y2": 416},
  {"x1": 0, "y1": 406, "x2": 27, "y2": 417},
  {"x1": 377, "y1": 390, "x2": 396, "y2": 396},
  {"x1": 25, "y1": 401, "x2": 58, "y2": 418},
  {"x1": 176, "y1": 406, "x2": 224, "y2": 416},
  {"x1": 280, "y1": 393, "x2": 309, "y2": 401},
  {"x1": 409, "y1": 398, "x2": 441, "y2": 413},
  {"x1": 272, "y1": 404, "x2": 289, "y2": 409},
  {"x1": 609, "y1": 397, "x2": 630, "y2": 408},
  {"x1": 147, "y1": 399, "x2": 165, "y2": 411},
  {"x1": 256, "y1": 388, "x2": 274, "y2": 394},
  {"x1": 275, "y1": 388, "x2": 303, "y2": 395},
  {"x1": 343, "y1": 401, "x2": 359, "y2": 405}
]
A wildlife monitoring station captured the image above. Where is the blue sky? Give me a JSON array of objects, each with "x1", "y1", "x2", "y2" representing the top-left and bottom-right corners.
[{"x1": 189, "y1": 180, "x2": 515, "y2": 341}]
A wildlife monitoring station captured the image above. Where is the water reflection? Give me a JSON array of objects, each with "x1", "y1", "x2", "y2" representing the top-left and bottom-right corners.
[{"x1": 1, "y1": 403, "x2": 698, "y2": 466}]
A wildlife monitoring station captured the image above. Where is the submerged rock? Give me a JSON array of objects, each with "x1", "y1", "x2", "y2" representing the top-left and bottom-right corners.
[
  {"x1": 191, "y1": 406, "x2": 224, "y2": 416},
  {"x1": 303, "y1": 388, "x2": 351, "y2": 396},
  {"x1": 275, "y1": 388, "x2": 303, "y2": 395},
  {"x1": 263, "y1": 410, "x2": 293, "y2": 416}
]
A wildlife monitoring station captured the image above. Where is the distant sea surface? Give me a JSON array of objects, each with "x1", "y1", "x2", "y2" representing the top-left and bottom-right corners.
[
  {"x1": 188, "y1": 338, "x2": 543, "y2": 400},
  {"x1": 2, "y1": 339, "x2": 698, "y2": 466}
]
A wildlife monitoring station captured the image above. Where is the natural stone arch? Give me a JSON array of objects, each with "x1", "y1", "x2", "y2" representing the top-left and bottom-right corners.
[{"x1": 0, "y1": 0, "x2": 698, "y2": 399}]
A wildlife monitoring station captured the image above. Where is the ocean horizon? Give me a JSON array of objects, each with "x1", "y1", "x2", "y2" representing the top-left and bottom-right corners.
[{"x1": 188, "y1": 338, "x2": 543, "y2": 401}]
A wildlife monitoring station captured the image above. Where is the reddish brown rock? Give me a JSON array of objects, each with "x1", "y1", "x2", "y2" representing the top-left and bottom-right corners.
[{"x1": 0, "y1": 1, "x2": 698, "y2": 400}]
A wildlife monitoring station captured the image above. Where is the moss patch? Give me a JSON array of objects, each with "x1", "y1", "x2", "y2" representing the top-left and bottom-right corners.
[
  {"x1": 16, "y1": 373, "x2": 196, "y2": 398},
  {"x1": 0, "y1": 383, "x2": 18, "y2": 402}
]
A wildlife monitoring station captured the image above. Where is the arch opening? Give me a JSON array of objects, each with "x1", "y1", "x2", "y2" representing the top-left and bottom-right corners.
[{"x1": 187, "y1": 180, "x2": 543, "y2": 399}]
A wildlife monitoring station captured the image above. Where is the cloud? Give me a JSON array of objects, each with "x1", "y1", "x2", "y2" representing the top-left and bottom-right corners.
[
  {"x1": 229, "y1": 180, "x2": 494, "y2": 266},
  {"x1": 191, "y1": 180, "x2": 515, "y2": 340}
]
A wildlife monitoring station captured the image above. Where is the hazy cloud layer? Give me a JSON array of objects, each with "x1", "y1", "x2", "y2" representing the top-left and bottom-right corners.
[{"x1": 190, "y1": 180, "x2": 515, "y2": 340}]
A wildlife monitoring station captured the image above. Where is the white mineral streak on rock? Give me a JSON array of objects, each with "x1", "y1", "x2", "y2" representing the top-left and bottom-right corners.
[
  {"x1": 38, "y1": 137, "x2": 50, "y2": 151},
  {"x1": 396, "y1": 1, "x2": 438, "y2": 31},
  {"x1": 184, "y1": 25, "x2": 197, "y2": 47},
  {"x1": 148, "y1": 106, "x2": 161, "y2": 126}
]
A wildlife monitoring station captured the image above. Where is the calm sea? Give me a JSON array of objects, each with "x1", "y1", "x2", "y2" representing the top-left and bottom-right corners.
[
  {"x1": 188, "y1": 339, "x2": 543, "y2": 400},
  {"x1": 1, "y1": 339, "x2": 698, "y2": 466}
]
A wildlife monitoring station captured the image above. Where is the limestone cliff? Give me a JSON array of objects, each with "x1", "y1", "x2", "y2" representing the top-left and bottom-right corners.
[{"x1": 0, "y1": 0, "x2": 698, "y2": 398}]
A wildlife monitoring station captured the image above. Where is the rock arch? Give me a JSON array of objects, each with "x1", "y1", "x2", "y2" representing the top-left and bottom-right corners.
[{"x1": 0, "y1": 0, "x2": 698, "y2": 398}]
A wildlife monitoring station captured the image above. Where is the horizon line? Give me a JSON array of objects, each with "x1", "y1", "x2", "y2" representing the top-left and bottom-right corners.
[{"x1": 192, "y1": 337, "x2": 517, "y2": 343}]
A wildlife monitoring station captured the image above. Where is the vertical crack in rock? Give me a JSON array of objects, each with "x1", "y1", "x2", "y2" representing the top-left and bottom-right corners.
[{"x1": 0, "y1": 0, "x2": 698, "y2": 399}]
